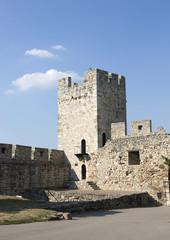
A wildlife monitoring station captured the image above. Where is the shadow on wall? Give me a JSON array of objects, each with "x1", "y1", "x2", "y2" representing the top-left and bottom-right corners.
[{"x1": 63, "y1": 152, "x2": 79, "y2": 183}]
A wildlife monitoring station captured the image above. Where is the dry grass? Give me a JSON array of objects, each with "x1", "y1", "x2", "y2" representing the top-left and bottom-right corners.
[{"x1": 0, "y1": 195, "x2": 58, "y2": 225}]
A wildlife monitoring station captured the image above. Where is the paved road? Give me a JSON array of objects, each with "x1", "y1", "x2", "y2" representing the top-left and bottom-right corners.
[{"x1": 0, "y1": 207, "x2": 170, "y2": 240}]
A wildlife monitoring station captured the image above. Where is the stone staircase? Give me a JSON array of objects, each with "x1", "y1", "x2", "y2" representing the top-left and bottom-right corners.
[
  {"x1": 87, "y1": 181, "x2": 101, "y2": 190},
  {"x1": 66, "y1": 180, "x2": 101, "y2": 190}
]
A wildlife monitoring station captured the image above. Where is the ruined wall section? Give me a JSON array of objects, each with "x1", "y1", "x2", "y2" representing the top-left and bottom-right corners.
[
  {"x1": 0, "y1": 144, "x2": 69, "y2": 195},
  {"x1": 131, "y1": 120, "x2": 152, "y2": 136},
  {"x1": 111, "y1": 122, "x2": 126, "y2": 139},
  {"x1": 96, "y1": 70, "x2": 127, "y2": 147},
  {"x1": 58, "y1": 74, "x2": 98, "y2": 180},
  {"x1": 87, "y1": 132, "x2": 170, "y2": 202}
]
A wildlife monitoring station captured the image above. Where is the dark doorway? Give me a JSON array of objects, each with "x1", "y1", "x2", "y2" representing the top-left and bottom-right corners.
[
  {"x1": 82, "y1": 164, "x2": 86, "y2": 179},
  {"x1": 102, "y1": 133, "x2": 106, "y2": 147},
  {"x1": 81, "y1": 139, "x2": 86, "y2": 154}
]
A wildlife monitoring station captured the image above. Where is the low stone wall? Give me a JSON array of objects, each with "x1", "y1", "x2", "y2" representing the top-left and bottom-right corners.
[
  {"x1": 46, "y1": 190, "x2": 137, "y2": 202},
  {"x1": 45, "y1": 192, "x2": 150, "y2": 212}
]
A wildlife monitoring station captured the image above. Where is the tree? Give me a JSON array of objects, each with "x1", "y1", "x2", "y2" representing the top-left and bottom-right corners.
[{"x1": 162, "y1": 155, "x2": 170, "y2": 181}]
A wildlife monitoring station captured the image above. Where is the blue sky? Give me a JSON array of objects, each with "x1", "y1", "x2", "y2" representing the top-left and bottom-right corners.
[{"x1": 0, "y1": 0, "x2": 170, "y2": 149}]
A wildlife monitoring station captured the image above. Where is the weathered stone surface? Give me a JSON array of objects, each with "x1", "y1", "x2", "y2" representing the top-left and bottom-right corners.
[
  {"x1": 58, "y1": 69, "x2": 127, "y2": 181},
  {"x1": 87, "y1": 128, "x2": 169, "y2": 203},
  {"x1": 0, "y1": 144, "x2": 70, "y2": 195},
  {"x1": 44, "y1": 212, "x2": 72, "y2": 221},
  {"x1": 0, "y1": 143, "x2": 12, "y2": 160},
  {"x1": 111, "y1": 122, "x2": 126, "y2": 139},
  {"x1": 44, "y1": 192, "x2": 150, "y2": 212},
  {"x1": 57, "y1": 69, "x2": 170, "y2": 205},
  {"x1": 131, "y1": 120, "x2": 152, "y2": 136},
  {"x1": 46, "y1": 190, "x2": 135, "y2": 202},
  {"x1": 63, "y1": 212, "x2": 72, "y2": 220}
]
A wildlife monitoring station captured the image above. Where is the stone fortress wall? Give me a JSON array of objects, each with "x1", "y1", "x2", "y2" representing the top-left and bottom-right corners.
[
  {"x1": 0, "y1": 144, "x2": 70, "y2": 195},
  {"x1": 1, "y1": 68, "x2": 169, "y2": 206},
  {"x1": 57, "y1": 69, "x2": 170, "y2": 205},
  {"x1": 87, "y1": 120, "x2": 169, "y2": 202}
]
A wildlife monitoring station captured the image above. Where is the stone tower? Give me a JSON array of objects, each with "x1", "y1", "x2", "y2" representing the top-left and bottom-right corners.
[{"x1": 58, "y1": 69, "x2": 127, "y2": 181}]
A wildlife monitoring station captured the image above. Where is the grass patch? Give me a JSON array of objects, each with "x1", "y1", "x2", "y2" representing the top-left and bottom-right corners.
[
  {"x1": 0, "y1": 195, "x2": 59, "y2": 225},
  {"x1": 0, "y1": 195, "x2": 40, "y2": 211}
]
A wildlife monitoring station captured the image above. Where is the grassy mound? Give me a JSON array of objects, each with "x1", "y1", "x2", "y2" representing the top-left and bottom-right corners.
[{"x1": 0, "y1": 195, "x2": 59, "y2": 225}]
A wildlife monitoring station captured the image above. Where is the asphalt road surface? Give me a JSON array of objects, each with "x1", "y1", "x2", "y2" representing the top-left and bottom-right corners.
[{"x1": 0, "y1": 207, "x2": 170, "y2": 240}]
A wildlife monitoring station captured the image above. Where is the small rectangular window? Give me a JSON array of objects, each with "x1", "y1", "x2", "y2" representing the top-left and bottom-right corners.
[
  {"x1": 138, "y1": 125, "x2": 143, "y2": 130},
  {"x1": 40, "y1": 151, "x2": 43, "y2": 157},
  {"x1": 128, "y1": 151, "x2": 140, "y2": 165},
  {"x1": 2, "y1": 148, "x2": 5, "y2": 154}
]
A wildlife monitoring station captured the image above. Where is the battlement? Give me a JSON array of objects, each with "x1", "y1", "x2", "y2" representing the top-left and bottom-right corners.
[
  {"x1": 85, "y1": 68, "x2": 125, "y2": 86},
  {"x1": 84, "y1": 69, "x2": 125, "y2": 86},
  {"x1": 58, "y1": 69, "x2": 125, "y2": 90},
  {"x1": 58, "y1": 77, "x2": 71, "y2": 88},
  {"x1": 131, "y1": 120, "x2": 152, "y2": 136},
  {"x1": 111, "y1": 120, "x2": 166, "y2": 140},
  {"x1": 0, "y1": 143, "x2": 64, "y2": 164}
]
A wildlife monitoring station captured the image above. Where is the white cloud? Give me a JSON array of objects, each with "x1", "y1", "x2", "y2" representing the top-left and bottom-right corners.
[
  {"x1": 4, "y1": 89, "x2": 15, "y2": 95},
  {"x1": 11, "y1": 69, "x2": 83, "y2": 91},
  {"x1": 25, "y1": 49, "x2": 57, "y2": 58},
  {"x1": 52, "y1": 45, "x2": 67, "y2": 51}
]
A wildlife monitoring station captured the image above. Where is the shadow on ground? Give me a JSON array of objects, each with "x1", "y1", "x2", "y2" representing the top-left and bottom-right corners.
[
  {"x1": 72, "y1": 209, "x2": 122, "y2": 219},
  {"x1": 0, "y1": 196, "x2": 44, "y2": 213}
]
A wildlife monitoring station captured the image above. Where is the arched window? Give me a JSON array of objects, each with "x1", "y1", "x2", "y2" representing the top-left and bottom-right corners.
[
  {"x1": 82, "y1": 164, "x2": 86, "y2": 179},
  {"x1": 81, "y1": 139, "x2": 86, "y2": 154},
  {"x1": 102, "y1": 133, "x2": 106, "y2": 147}
]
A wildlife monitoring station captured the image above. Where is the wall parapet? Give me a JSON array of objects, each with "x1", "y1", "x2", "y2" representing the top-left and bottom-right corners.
[
  {"x1": 58, "y1": 69, "x2": 125, "y2": 92},
  {"x1": 0, "y1": 143, "x2": 70, "y2": 196},
  {"x1": 0, "y1": 143, "x2": 64, "y2": 164},
  {"x1": 110, "y1": 120, "x2": 167, "y2": 141}
]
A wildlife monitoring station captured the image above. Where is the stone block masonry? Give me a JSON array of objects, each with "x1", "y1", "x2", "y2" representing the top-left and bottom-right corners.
[
  {"x1": 131, "y1": 120, "x2": 152, "y2": 136},
  {"x1": 87, "y1": 122, "x2": 170, "y2": 204},
  {"x1": 45, "y1": 192, "x2": 150, "y2": 212},
  {"x1": 0, "y1": 144, "x2": 12, "y2": 160},
  {"x1": 58, "y1": 69, "x2": 127, "y2": 181},
  {"x1": 0, "y1": 143, "x2": 70, "y2": 195},
  {"x1": 57, "y1": 69, "x2": 170, "y2": 206}
]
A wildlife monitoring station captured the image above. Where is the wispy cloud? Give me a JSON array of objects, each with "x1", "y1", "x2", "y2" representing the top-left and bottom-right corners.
[
  {"x1": 7, "y1": 69, "x2": 83, "y2": 92},
  {"x1": 52, "y1": 45, "x2": 67, "y2": 51},
  {"x1": 25, "y1": 49, "x2": 57, "y2": 58},
  {"x1": 4, "y1": 89, "x2": 15, "y2": 95},
  {"x1": 25, "y1": 45, "x2": 66, "y2": 58}
]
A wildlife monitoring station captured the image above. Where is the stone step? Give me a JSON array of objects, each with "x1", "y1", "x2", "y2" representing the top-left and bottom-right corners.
[{"x1": 87, "y1": 181, "x2": 101, "y2": 190}]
